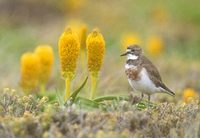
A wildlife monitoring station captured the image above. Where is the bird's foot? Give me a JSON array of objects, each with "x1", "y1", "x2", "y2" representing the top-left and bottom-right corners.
[{"x1": 129, "y1": 93, "x2": 141, "y2": 105}]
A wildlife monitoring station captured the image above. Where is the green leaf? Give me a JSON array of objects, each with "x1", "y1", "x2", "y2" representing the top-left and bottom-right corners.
[
  {"x1": 70, "y1": 76, "x2": 88, "y2": 102},
  {"x1": 93, "y1": 95, "x2": 129, "y2": 103},
  {"x1": 75, "y1": 96, "x2": 101, "y2": 108}
]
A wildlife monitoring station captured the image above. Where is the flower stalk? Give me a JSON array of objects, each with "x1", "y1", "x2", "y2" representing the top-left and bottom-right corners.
[
  {"x1": 65, "y1": 76, "x2": 72, "y2": 100},
  {"x1": 86, "y1": 29, "x2": 105, "y2": 99},
  {"x1": 58, "y1": 27, "x2": 80, "y2": 101},
  {"x1": 90, "y1": 72, "x2": 98, "y2": 99}
]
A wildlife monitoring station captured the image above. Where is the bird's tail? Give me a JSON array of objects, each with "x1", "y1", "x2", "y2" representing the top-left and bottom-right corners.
[{"x1": 160, "y1": 84, "x2": 175, "y2": 96}]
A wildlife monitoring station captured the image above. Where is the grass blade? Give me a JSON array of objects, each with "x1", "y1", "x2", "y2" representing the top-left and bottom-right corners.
[
  {"x1": 70, "y1": 76, "x2": 88, "y2": 102},
  {"x1": 75, "y1": 96, "x2": 101, "y2": 108},
  {"x1": 93, "y1": 95, "x2": 129, "y2": 103}
]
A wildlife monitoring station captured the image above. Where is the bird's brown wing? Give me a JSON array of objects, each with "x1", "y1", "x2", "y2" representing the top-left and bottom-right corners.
[
  {"x1": 140, "y1": 56, "x2": 175, "y2": 96},
  {"x1": 140, "y1": 56, "x2": 162, "y2": 83}
]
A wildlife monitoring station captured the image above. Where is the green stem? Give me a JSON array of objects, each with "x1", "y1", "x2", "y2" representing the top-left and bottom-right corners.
[
  {"x1": 65, "y1": 77, "x2": 71, "y2": 101},
  {"x1": 90, "y1": 73, "x2": 98, "y2": 100}
]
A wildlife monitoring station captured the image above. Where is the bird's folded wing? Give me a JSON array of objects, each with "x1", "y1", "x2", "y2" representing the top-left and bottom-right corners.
[
  {"x1": 141, "y1": 56, "x2": 175, "y2": 96},
  {"x1": 140, "y1": 56, "x2": 162, "y2": 82}
]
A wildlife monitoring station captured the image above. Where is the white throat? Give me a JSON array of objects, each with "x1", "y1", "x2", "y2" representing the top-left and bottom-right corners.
[{"x1": 127, "y1": 54, "x2": 138, "y2": 60}]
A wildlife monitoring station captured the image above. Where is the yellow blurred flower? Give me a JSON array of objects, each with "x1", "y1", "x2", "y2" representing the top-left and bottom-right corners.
[
  {"x1": 68, "y1": 20, "x2": 87, "y2": 49},
  {"x1": 147, "y1": 35, "x2": 164, "y2": 56},
  {"x1": 35, "y1": 45, "x2": 54, "y2": 85},
  {"x1": 86, "y1": 28, "x2": 105, "y2": 99},
  {"x1": 183, "y1": 88, "x2": 198, "y2": 103},
  {"x1": 20, "y1": 52, "x2": 40, "y2": 93},
  {"x1": 58, "y1": 27, "x2": 80, "y2": 100},
  {"x1": 121, "y1": 33, "x2": 141, "y2": 50},
  {"x1": 86, "y1": 29, "x2": 105, "y2": 73}
]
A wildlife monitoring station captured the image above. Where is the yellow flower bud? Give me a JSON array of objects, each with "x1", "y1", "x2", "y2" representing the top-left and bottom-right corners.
[
  {"x1": 86, "y1": 29, "x2": 105, "y2": 73},
  {"x1": 147, "y1": 35, "x2": 164, "y2": 56},
  {"x1": 20, "y1": 53, "x2": 40, "y2": 93},
  {"x1": 58, "y1": 27, "x2": 80, "y2": 78},
  {"x1": 35, "y1": 45, "x2": 54, "y2": 84},
  {"x1": 121, "y1": 33, "x2": 141, "y2": 51}
]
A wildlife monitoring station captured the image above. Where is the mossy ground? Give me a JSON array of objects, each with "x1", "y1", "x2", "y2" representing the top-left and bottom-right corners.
[{"x1": 0, "y1": 91, "x2": 200, "y2": 138}]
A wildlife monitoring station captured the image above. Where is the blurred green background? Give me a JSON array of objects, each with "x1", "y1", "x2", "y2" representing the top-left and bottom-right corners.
[{"x1": 0, "y1": 0, "x2": 200, "y2": 100}]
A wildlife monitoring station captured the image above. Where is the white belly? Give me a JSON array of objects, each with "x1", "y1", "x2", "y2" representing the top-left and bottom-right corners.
[{"x1": 127, "y1": 68, "x2": 159, "y2": 94}]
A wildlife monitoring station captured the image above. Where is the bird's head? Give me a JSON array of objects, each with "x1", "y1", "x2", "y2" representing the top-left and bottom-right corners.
[{"x1": 121, "y1": 44, "x2": 143, "y2": 60}]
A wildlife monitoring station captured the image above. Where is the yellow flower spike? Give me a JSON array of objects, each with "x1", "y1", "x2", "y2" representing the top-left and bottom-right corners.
[
  {"x1": 58, "y1": 27, "x2": 80, "y2": 101},
  {"x1": 20, "y1": 52, "x2": 40, "y2": 94},
  {"x1": 121, "y1": 33, "x2": 141, "y2": 51},
  {"x1": 86, "y1": 29, "x2": 105, "y2": 99},
  {"x1": 147, "y1": 35, "x2": 164, "y2": 56},
  {"x1": 35, "y1": 45, "x2": 54, "y2": 93},
  {"x1": 183, "y1": 88, "x2": 198, "y2": 103}
]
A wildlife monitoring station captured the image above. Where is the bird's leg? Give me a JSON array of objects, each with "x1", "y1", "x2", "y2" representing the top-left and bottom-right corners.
[
  {"x1": 148, "y1": 94, "x2": 151, "y2": 102},
  {"x1": 147, "y1": 94, "x2": 151, "y2": 109},
  {"x1": 141, "y1": 93, "x2": 144, "y2": 100},
  {"x1": 141, "y1": 93, "x2": 144, "y2": 102}
]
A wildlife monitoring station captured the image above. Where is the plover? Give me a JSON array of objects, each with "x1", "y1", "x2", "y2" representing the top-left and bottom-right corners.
[{"x1": 121, "y1": 44, "x2": 175, "y2": 101}]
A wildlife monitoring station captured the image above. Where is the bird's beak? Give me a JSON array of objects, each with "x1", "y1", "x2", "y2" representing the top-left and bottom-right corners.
[{"x1": 120, "y1": 52, "x2": 128, "y2": 56}]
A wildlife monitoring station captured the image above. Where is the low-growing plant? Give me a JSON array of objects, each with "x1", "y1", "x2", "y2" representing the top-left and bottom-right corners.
[{"x1": 0, "y1": 88, "x2": 48, "y2": 117}]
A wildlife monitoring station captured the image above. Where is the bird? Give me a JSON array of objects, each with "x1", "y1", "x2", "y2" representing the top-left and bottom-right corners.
[{"x1": 121, "y1": 44, "x2": 175, "y2": 102}]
